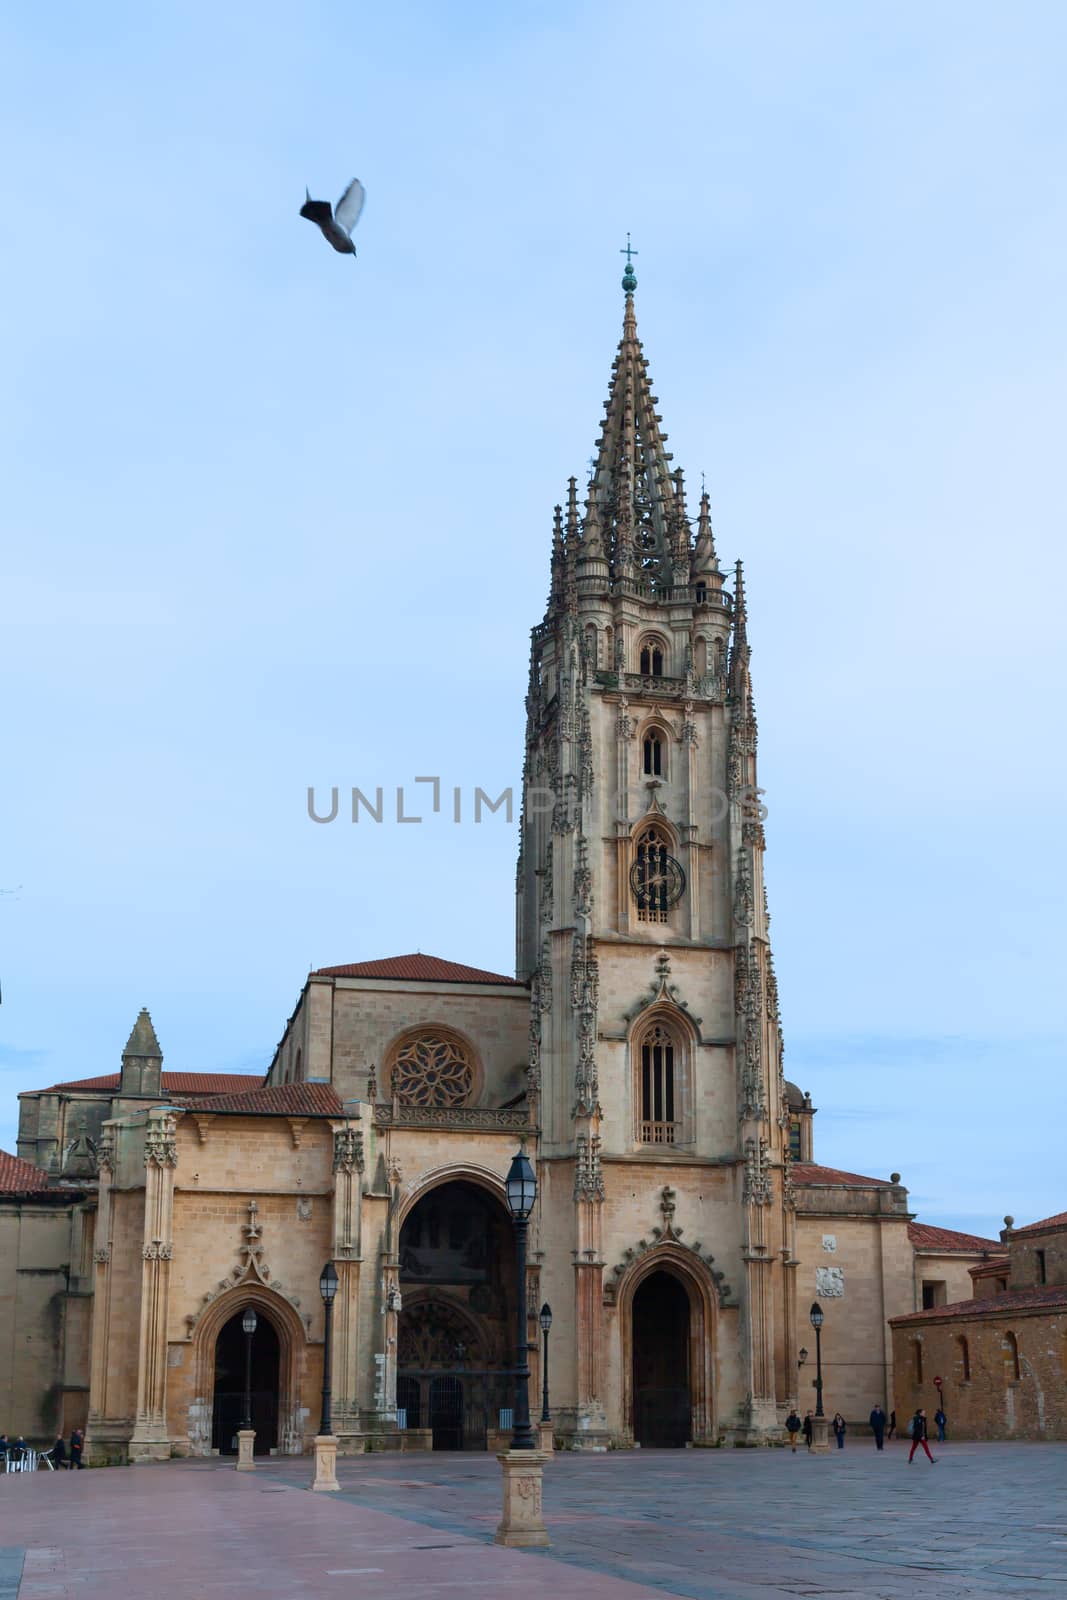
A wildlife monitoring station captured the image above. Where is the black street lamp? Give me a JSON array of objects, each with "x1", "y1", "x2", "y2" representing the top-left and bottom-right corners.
[
  {"x1": 504, "y1": 1146, "x2": 538, "y2": 1450},
  {"x1": 809, "y1": 1301, "x2": 825, "y2": 1418},
  {"x1": 319, "y1": 1260, "x2": 339, "y2": 1436},
  {"x1": 241, "y1": 1306, "x2": 258, "y2": 1432},
  {"x1": 538, "y1": 1302, "x2": 553, "y2": 1424}
]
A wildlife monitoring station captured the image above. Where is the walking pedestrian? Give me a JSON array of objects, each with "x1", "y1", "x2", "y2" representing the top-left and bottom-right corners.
[
  {"x1": 934, "y1": 1406, "x2": 947, "y2": 1443},
  {"x1": 907, "y1": 1409, "x2": 937, "y2": 1464},
  {"x1": 832, "y1": 1412, "x2": 847, "y2": 1449},
  {"x1": 0, "y1": 1434, "x2": 8, "y2": 1467},
  {"x1": 887, "y1": 1409, "x2": 897, "y2": 1441},
  {"x1": 52, "y1": 1434, "x2": 68, "y2": 1469},
  {"x1": 869, "y1": 1403, "x2": 886, "y2": 1450},
  {"x1": 802, "y1": 1411, "x2": 814, "y2": 1451},
  {"x1": 785, "y1": 1410, "x2": 801, "y2": 1452},
  {"x1": 69, "y1": 1427, "x2": 84, "y2": 1469}
]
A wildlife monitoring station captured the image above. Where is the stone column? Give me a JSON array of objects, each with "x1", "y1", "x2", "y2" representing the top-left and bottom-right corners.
[
  {"x1": 495, "y1": 1449, "x2": 552, "y2": 1548},
  {"x1": 129, "y1": 1112, "x2": 177, "y2": 1463},
  {"x1": 570, "y1": 1138, "x2": 609, "y2": 1447},
  {"x1": 330, "y1": 1121, "x2": 364, "y2": 1438},
  {"x1": 85, "y1": 1126, "x2": 116, "y2": 1461}
]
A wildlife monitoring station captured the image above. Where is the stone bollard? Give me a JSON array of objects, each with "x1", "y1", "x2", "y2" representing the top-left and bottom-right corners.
[
  {"x1": 310, "y1": 1434, "x2": 340, "y2": 1492},
  {"x1": 495, "y1": 1449, "x2": 551, "y2": 1548},
  {"x1": 235, "y1": 1429, "x2": 256, "y2": 1471},
  {"x1": 810, "y1": 1415, "x2": 831, "y2": 1455},
  {"x1": 537, "y1": 1420, "x2": 555, "y2": 1452}
]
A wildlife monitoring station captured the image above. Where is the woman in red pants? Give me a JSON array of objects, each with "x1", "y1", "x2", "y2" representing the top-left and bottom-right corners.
[{"x1": 908, "y1": 1408, "x2": 938, "y2": 1463}]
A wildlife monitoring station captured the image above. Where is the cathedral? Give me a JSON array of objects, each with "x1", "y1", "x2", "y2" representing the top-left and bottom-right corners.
[{"x1": 4, "y1": 266, "x2": 1001, "y2": 1459}]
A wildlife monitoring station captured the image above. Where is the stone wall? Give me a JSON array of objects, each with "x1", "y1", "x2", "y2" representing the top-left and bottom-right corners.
[
  {"x1": 891, "y1": 1305, "x2": 1067, "y2": 1440},
  {"x1": 0, "y1": 1197, "x2": 78, "y2": 1440}
]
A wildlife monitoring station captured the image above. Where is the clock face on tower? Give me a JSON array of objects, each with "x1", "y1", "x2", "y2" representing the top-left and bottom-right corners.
[{"x1": 630, "y1": 849, "x2": 686, "y2": 914}]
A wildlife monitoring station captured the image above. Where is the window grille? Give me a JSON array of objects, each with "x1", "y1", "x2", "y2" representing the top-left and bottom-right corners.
[{"x1": 639, "y1": 1023, "x2": 677, "y2": 1144}]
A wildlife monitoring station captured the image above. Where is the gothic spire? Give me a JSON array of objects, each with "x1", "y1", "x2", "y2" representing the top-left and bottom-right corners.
[
  {"x1": 548, "y1": 504, "x2": 565, "y2": 614},
  {"x1": 585, "y1": 264, "x2": 679, "y2": 593},
  {"x1": 123, "y1": 1007, "x2": 162, "y2": 1062},
  {"x1": 692, "y1": 486, "x2": 720, "y2": 579},
  {"x1": 729, "y1": 560, "x2": 755, "y2": 721}
]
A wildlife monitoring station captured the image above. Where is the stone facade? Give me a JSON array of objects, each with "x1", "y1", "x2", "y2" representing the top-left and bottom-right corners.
[
  {"x1": 2, "y1": 279, "x2": 1011, "y2": 1454},
  {"x1": 890, "y1": 1212, "x2": 1067, "y2": 1440}
]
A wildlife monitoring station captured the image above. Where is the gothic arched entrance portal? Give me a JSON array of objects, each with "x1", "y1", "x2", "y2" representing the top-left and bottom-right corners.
[
  {"x1": 632, "y1": 1270, "x2": 692, "y2": 1447},
  {"x1": 211, "y1": 1308, "x2": 280, "y2": 1454},
  {"x1": 397, "y1": 1178, "x2": 516, "y2": 1450}
]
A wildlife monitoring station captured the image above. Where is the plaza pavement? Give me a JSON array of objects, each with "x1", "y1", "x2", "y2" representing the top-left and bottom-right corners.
[{"x1": 2, "y1": 1440, "x2": 1066, "y2": 1599}]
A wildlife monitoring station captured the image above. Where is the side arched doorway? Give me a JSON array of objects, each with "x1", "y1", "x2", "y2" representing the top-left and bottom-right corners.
[
  {"x1": 211, "y1": 1309, "x2": 280, "y2": 1455},
  {"x1": 632, "y1": 1270, "x2": 692, "y2": 1447},
  {"x1": 397, "y1": 1178, "x2": 516, "y2": 1450}
]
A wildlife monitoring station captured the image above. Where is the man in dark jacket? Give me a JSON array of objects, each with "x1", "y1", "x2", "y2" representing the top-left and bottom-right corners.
[
  {"x1": 802, "y1": 1411, "x2": 814, "y2": 1450},
  {"x1": 908, "y1": 1409, "x2": 937, "y2": 1463},
  {"x1": 52, "y1": 1434, "x2": 69, "y2": 1469},
  {"x1": 69, "y1": 1428, "x2": 84, "y2": 1469},
  {"x1": 869, "y1": 1404, "x2": 887, "y2": 1449},
  {"x1": 785, "y1": 1410, "x2": 802, "y2": 1452},
  {"x1": 934, "y1": 1406, "x2": 947, "y2": 1442}
]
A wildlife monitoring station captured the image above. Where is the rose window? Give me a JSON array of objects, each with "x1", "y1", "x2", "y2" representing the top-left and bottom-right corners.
[{"x1": 391, "y1": 1034, "x2": 474, "y2": 1107}]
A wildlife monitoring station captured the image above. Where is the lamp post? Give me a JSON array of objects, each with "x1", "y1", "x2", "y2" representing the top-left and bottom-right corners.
[
  {"x1": 318, "y1": 1260, "x2": 338, "y2": 1436},
  {"x1": 241, "y1": 1306, "x2": 257, "y2": 1431},
  {"x1": 504, "y1": 1147, "x2": 538, "y2": 1450},
  {"x1": 310, "y1": 1261, "x2": 341, "y2": 1491},
  {"x1": 808, "y1": 1301, "x2": 830, "y2": 1453},
  {"x1": 539, "y1": 1302, "x2": 553, "y2": 1424},
  {"x1": 236, "y1": 1306, "x2": 258, "y2": 1471},
  {"x1": 809, "y1": 1302, "x2": 825, "y2": 1417},
  {"x1": 495, "y1": 1146, "x2": 550, "y2": 1551},
  {"x1": 797, "y1": 1347, "x2": 808, "y2": 1370}
]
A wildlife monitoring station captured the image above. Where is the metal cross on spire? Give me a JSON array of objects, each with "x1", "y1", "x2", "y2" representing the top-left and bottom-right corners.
[{"x1": 620, "y1": 233, "x2": 638, "y2": 292}]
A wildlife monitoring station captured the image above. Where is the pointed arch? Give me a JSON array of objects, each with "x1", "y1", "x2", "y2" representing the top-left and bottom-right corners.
[
  {"x1": 637, "y1": 717, "x2": 671, "y2": 779},
  {"x1": 637, "y1": 633, "x2": 669, "y2": 677},
  {"x1": 630, "y1": 1002, "x2": 696, "y2": 1146},
  {"x1": 629, "y1": 814, "x2": 684, "y2": 926},
  {"x1": 615, "y1": 1244, "x2": 719, "y2": 1445},
  {"x1": 188, "y1": 1282, "x2": 310, "y2": 1457}
]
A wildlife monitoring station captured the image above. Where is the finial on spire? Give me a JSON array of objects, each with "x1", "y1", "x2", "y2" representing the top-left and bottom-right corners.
[{"x1": 620, "y1": 232, "x2": 638, "y2": 294}]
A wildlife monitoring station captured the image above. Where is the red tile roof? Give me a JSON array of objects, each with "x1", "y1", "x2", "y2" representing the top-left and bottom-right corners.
[
  {"x1": 1011, "y1": 1211, "x2": 1067, "y2": 1236},
  {"x1": 908, "y1": 1222, "x2": 1001, "y2": 1254},
  {"x1": 0, "y1": 1149, "x2": 54, "y2": 1194},
  {"x1": 792, "y1": 1162, "x2": 894, "y2": 1188},
  {"x1": 891, "y1": 1282, "x2": 1067, "y2": 1324},
  {"x1": 178, "y1": 1081, "x2": 344, "y2": 1117},
  {"x1": 970, "y1": 1258, "x2": 1010, "y2": 1277},
  {"x1": 313, "y1": 953, "x2": 521, "y2": 986},
  {"x1": 35, "y1": 1071, "x2": 264, "y2": 1096}
]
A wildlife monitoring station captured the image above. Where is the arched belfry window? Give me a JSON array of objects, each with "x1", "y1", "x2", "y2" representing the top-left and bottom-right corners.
[
  {"x1": 633, "y1": 1016, "x2": 690, "y2": 1146},
  {"x1": 638, "y1": 637, "x2": 665, "y2": 677},
  {"x1": 642, "y1": 728, "x2": 666, "y2": 777},
  {"x1": 630, "y1": 823, "x2": 685, "y2": 924}
]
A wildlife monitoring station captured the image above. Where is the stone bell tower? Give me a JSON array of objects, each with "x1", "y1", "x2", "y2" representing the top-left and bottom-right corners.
[{"x1": 517, "y1": 253, "x2": 796, "y2": 1444}]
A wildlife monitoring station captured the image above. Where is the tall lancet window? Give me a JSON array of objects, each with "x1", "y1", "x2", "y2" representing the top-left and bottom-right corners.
[
  {"x1": 643, "y1": 729, "x2": 665, "y2": 777},
  {"x1": 631, "y1": 823, "x2": 684, "y2": 924},
  {"x1": 638, "y1": 1021, "x2": 678, "y2": 1144},
  {"x1": 639, "y1": 638, "x2": 665, "y2": 676}
]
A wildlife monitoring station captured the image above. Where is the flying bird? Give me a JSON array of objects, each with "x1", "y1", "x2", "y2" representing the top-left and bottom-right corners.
[{"x1": 300, "y1": 177, "x2": 366, "y2": 255}]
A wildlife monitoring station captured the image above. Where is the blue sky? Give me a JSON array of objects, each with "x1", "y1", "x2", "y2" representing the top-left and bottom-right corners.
[{"x1": 2, "y1": 1, "x2": 1065, "y2": 1238}]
